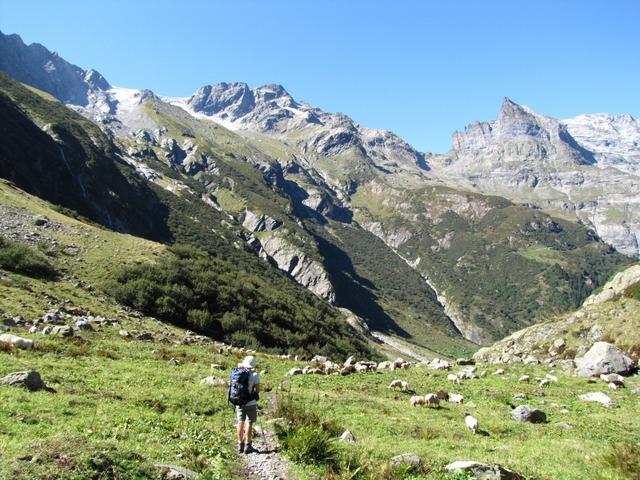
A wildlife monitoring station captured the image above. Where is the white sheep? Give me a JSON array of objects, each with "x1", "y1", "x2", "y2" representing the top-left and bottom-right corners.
[
  {"x1": 518, "y1": 375, "x2": 530, "y2": 383},
  {"x1": 410, "y1": 395, "x2": 425, "y2": 407},
  {"x1": 465, "y1": 413, "x2": 479, "y2": 434},
  {"x1": 479, "y1": 370, "x2": 488, "y2": 378},
  {"x1": 608, "y1": 382, "x2": 620, "y2": 390},
  {"x1": 494, "y1": 368, "x2": 505, "y2": 375},
  {"x1": 539, "y1": 378, "x2": 551, "y2": 388},
  {"x1": 449, "y1": 393, "x2": 464, "y2": 404},
  {"x1": 424, "y1": 393, "x2": 440, "y2": 408},
  {"x1": 545, "y1": 374, "x2": 558, "y2": 383},
  {"x1": 447, "y1": 373, "x2": 461, "y2": 384},
  {"x1": 387, "y1": 379, "x2": 409, "y2": 391}
]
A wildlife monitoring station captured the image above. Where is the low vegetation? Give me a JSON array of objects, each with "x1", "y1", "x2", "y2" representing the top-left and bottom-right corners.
[
  {"x1": 110, "y1": 245, "x2": 374, "y2": 358},
  {"x1": 0, "y1": 236, "x2": 57, "y2": 279}
]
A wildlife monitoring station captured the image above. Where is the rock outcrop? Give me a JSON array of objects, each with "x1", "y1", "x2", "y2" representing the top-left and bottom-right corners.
[{"x1": 574, "y1": 342, "x2": 634, "y2": 377}]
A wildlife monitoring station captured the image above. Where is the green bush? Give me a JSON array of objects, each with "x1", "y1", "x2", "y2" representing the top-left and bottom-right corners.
[
  {"x1": 0, "y1": 236, "x2": 57, "y2": 279},
  {"x1": 109, "y1": 245, "x2": 376, "y2": 358}
]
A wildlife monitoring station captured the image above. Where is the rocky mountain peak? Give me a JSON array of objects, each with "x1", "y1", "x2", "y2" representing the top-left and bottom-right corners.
[
  {"x1": 187, "y1": 82, "x2": 255, "y2": 120},
  {"x1": 0, "y1": 31, "x2": 110, "y2": 106}
]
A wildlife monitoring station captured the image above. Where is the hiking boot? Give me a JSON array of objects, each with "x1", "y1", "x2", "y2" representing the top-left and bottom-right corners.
[
  {"x1": 244, "y1": 443, "x2": 257, "y2": 454},
  {"x1": 238, "y1": 441, "x2": 245, "y2": 454}
]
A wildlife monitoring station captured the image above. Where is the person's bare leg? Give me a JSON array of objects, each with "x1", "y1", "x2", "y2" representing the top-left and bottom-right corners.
[
  {"x1": 237, "y1": 420, "x2": 245, "y2": 442},
  {"x1": 246, "y1": 423, "x2": 253, "y2": 443}
]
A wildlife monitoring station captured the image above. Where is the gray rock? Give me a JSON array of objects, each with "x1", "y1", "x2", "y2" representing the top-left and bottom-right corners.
[
  {"x1": 154, "y1": 463, "x2": 197, "y2": 479},
  {"x1": 574, "y1": 342, "x2": 634, "y2": 377},
  {"x1": 511, "y1": 405, "x2": 547, "y2": 423},
  {"x1": 0, "y1": 333, "x2": 33, "y2": 349},
  {"x1": 200, "y1": 377, "x2": 227, "y2": 387},
  {"x1": 445, "y1": 460, "x2": 524, "y2": 479},
  {"x1": 243, "y1": 210, "x2": 282, "y2": 232},
  {"x1": 136, "y1": 332, "x2": 154, "y2": 342},
  {"x1": 75, "y1": 320, "x2": 93, "y2": 331},
  {"x1": 51, "y1": 325, "x2": 73, "y2": 337},
  {"x1": 579, "y1": 391, "x2": 615, "y2": 407},
  {"x1": 339, "y1": 429, "x2": 356, "y2": 443},
  {"x1": 389, "y1": 453, "x2": 421, "y2": 469},
  {"x1": 0, "y1": 371, "x2": 53, "y2": 392}
]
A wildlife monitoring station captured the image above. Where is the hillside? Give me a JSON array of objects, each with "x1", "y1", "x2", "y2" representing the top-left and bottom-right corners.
[{"x1": 474, "y1": 264, "x2": 640, "y2": 366}]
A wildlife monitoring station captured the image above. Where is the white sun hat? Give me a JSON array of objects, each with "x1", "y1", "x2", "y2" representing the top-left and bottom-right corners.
[{"x1": 241, "y1": 355, "x2": 257, "y2": 369}]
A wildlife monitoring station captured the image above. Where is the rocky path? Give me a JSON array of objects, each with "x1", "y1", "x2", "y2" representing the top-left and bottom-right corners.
[{"x1": 238, "y1": 425, "x2": 289, "y2": 480}]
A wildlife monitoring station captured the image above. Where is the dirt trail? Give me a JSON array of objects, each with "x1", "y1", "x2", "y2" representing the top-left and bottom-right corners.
[{"x1": 238, "y1": 424, "x2": 289, "y2": 480}]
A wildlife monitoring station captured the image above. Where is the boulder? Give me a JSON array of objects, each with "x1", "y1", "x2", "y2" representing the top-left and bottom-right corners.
[
  {"x1": 199, "y1": 377, "x2": 227, "y2": 387},
  {"x1": 579, "y1": 392, "x2": 615, "y2": 408},
  {"x1": 0, "y1": 371, "x2": 53, "y2": 392},
  {"x1": 0, "y1": 333, "x2": 33, "y2": 349},
  {"x1": 154, "y1": 463, "x2": 197, "y2": 479},
  {"x1": 574, "y1": 342, "x2": 634, "y2": 377},
  {"x1": 445, "y1": 460, "x2": 524, "y2": 479},
  {"x1": 389, "y1": 453, "x2": 421, "y2": 469},
  {"x1": 511, "y1": 405, "x2": 547, "y2": 423},
  {"x1": 51, "y1": 325, "x2": 73, "y2": 337},
  {"x1": 75, "y1": 320, "x2": 94, "y2": 331},
  {"x1": 339, "y1": 429, "x2": 356, "y2": 443}
]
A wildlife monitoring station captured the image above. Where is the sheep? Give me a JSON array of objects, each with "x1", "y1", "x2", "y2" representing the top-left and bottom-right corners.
[
  {"x1": 538, "y1": 378, "x2": 551, "y2": 388},
  {"x1": 545, "y1": 374, "x2": 558, "y2": 383},
  {"x1": 479, "y1": 370, "x2": 488, "y2": 378},
  {"x1": 609, "y1": 382, "x2": 620, "y2": 390},
  {"x1": 519, "y1": 375, "x2": 530, "y2": 383},
  {"x1": 449, "y1": 393, "x2": 464, "y2": 404},
  {"x1": 424, "y1": 393, "x2": 440, "y2": 408},
  {"x1": 465, "y1": 413, "x2": 479, "y2": 434},
  {"x1": 436, "y1": 390, "x2": 450, "y2": 401},
  {"x1": 410, "y1": 395, "x2": 426, "y2": 407},
  {"x1": 447, "y1": 373, "x2": 461, "y2": 384},
  {"x1": 388, "y1": 379, "x2": 409, "y2": 391},
  {"x1": 493, "y1": 368, "x2": 505, "y2": 375}
]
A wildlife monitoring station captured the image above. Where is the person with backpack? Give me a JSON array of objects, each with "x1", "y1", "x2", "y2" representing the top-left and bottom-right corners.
[{"x1": 228, "y1": 355, "x2": 261, "y2": 454}]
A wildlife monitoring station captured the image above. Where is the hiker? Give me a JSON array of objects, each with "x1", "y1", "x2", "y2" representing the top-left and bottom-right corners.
[{"x1": 229, "y1": 355, "x2": 261, "y2": 454}]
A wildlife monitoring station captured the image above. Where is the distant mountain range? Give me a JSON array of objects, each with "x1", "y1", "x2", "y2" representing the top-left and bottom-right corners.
[{"x1": 0, "y1": 30, "x2": 634, "y2": 352}]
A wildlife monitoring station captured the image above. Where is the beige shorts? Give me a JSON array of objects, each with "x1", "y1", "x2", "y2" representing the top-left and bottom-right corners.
[{"x1": 236, "y1": 404, "x2": 258, "y2": 423}]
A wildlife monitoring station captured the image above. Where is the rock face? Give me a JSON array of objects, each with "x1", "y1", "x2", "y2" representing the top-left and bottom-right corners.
[
  {"x1": 432, "y1": 98, "x2": 640, "y2": 258},
  {"x1": 0, "y1": 370, "x2": 52, "y2": 392},
  {"x1": 511, "y1": 405, "x2": 547, "y2": 423},
  {"x1": 574, "y1": 342, "x2": 634, "y2": 377},
  {"x1": 0, "y1": 30, "x2": 110, "y2": 105},
  {"x1": 445, "y1": 460, "x2": 524, "y2": 480}
]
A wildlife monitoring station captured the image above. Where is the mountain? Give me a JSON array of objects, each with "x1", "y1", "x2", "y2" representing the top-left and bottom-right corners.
[
  {"x1": 0, "y1": 30, "x2": 109, "y2": 105},
  {"x1": 431, "y1": 98, "x2": 640, "y2": 258},
  {"x1": 0, "y1": 31, "x2": 631, "y2": 352}
]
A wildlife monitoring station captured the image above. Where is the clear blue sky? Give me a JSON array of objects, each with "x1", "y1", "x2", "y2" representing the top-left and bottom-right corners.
[{"x1": 1, "y1": 0, "x2": 639, "y2": 152}]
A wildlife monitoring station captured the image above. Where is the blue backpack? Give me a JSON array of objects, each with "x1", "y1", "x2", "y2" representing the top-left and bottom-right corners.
[{"x1": 228, "y1": 367, "x2": 253, "y2": 406}]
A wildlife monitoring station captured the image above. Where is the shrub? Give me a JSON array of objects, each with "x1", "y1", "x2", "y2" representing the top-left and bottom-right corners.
[
  {"x1": 601, "y1": 442, "x2": 640, "y2": 480},
  {"x1": 0, "y1": 236, "x2": 57, "y2": 279}
]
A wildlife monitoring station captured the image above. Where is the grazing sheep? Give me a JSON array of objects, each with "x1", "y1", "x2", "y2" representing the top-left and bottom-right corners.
[
  {"x1": 388, "y1": 379, "x2": 409, "y2": 391},
  {"x1": 410, "y1": 395, "x2": 426, "y2": 407},
  {"x1": 447, "y1": 373, "x2": 461, "y2": 384},
  {"x1": 449, "y1": 393, "x2": 464, "y2": 404},
  {"x1": 465, "y1": 413, "x2": 479, "y2": 434},
  {"x1": 539, "y1": 378, "x2": 551, "y2": 388},
  {"x1": 424, "y1": 393, "x2": 440, "y2": 408},
  {"x1": 494, "y1": 368, "x2": 505, "y2": 376},
  {"x1": 519, "y1": 375, "x2": 530, "y2": 383},
  {"x1": 479, "y1": 370, "x2": 488, "y2": 378},
  {"x1": 545, "y1": 374, "x2": 558, "y2": 383},
  {"x1": 436, "y1": 390, "x2": 450, "y2": 401}
]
